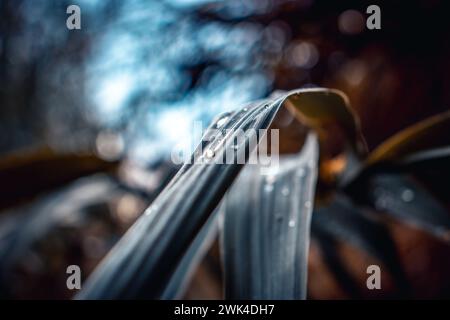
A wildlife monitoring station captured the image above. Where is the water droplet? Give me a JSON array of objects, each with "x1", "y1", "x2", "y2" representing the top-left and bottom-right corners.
[
  {"x1": 243, "y1": 107, "x2": 248, "y2": 112},
  {"x1": 145, "y1": 205, "x2": 158, "y2": 216},
  {"x1": 281, "y1": 187, "x2": 290, "y2": 196},
  {"x1": 305, "y1": 201, "x2": 312, "y2": 208},
  {"x1": 216, "y1": 117, "x2": 228, "y2": 128},
  {"x1": 288, "y1": 220, "x2": 296, "y2": 227},
  {"x1": 401, "y1": 189, "x2": 414, "y2": 202},
  {"x1": 205, "y1": 149, "x2": 215, "y2": 159},
  {"x1": 296, "y1": 168, "x2": 305, "y2": 177},
  {"x1": 264, "y1": 184, "x2": 274, "y2": 192},
  {"x1": 276, "y1": 214, "x2": 283, "y2": 222}
]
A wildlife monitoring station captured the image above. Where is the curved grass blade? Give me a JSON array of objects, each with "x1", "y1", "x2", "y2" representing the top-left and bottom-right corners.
[
  {"x1": 344, "y1": 110, "x2": 450, "y2": 190},
  {"x1": 284, "y1": 88, "x2": 367, "y2": 157},
  {"x1": 76, "y1": 88, "x2": 351, "y2": 299},
  {"x1": 312, "y1": 194, "x2": 409, "y2": 295},
  {"x1": 366, "y1": 110, "x2": 450, "y2": 166},
  {"x1": 356, "y1": 174, "x2": 450, "y2": 241},
  {"x1": 76, "y1": 99, "x2": 283, "y2": 299},
  {"x1": 283, "y1": 88, "x2": 368, "y2": 188},
  {"x1": 393, "y1": 147, "x2": 450, "y2": 201},
  {"x1": 161, "y1": 207, "x2": 221, "y2": 299},
  {"x1": 222, "y1": 133, "x2": 319, "y2": 299},
  {"x1": 393, "y1": 146, "x2": 450, "y2": 174}
]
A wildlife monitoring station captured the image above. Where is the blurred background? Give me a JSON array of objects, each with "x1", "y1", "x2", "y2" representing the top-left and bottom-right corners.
[{"x1": 0, "y1": 0, "x2": 449, "y2": 299}]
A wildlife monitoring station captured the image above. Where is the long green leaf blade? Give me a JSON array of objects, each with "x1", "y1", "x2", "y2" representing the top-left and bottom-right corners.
[{"x1": 222, "y1": 133, "x2": 318, "y2": 299}]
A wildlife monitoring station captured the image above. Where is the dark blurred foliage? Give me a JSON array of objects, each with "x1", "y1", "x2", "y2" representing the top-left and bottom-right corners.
[{"x1": 1, "y1": 0, "x2": 450, "y2": 299}]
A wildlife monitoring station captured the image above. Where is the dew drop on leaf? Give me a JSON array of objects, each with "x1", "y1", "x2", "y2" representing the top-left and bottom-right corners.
[
  {"x1": 296, "y1": 168, "x2": 305, "y2": 177},
  {"x1": 205, "y1": 149, "x2": 215, "y2": 159},
  {"x1": 216, "y1": 117, "x2": 228, "y2": 128}
]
